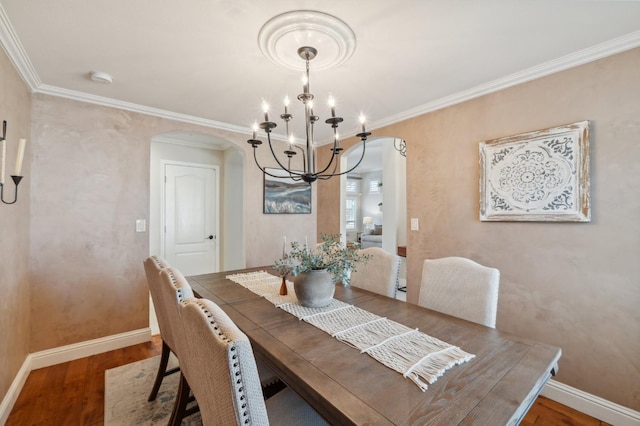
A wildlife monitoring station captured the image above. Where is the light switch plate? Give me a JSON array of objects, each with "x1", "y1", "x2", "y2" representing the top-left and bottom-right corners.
[
  {"x1": 410, "y1": 218, "x2": 419, "y2": 231},
  {"x1": 136, "y1": 219, "x2": 146, "y2": 233}
]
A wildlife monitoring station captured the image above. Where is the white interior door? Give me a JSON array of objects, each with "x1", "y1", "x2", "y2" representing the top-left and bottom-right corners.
[{"x1": 164, "y1": 162, "x2": 218, "y2": 276}]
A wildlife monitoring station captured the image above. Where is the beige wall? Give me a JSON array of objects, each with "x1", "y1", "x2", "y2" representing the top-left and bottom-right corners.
[
  {"x1": 1, "y1": 74, "x2": 316, "y2": 401},
  {"x1": 0, "y1": 47, "x2": 31, "y2": 406},
  {"x1": 27, "y1": 94, "x2": 316, "y2": 352},
  {"x1": 319, "y1": 47, "x2": 640, "y2": 410}
]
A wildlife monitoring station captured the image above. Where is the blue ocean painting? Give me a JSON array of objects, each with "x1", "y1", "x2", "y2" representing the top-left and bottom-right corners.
[{"x1": 264, "y1": 170, "x2": 311, "y2": 214}]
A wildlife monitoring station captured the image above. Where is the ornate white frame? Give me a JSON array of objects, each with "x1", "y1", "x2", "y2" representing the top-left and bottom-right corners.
[{"x1": 479, "y1": 121, "x2": 590, "y2": 222}]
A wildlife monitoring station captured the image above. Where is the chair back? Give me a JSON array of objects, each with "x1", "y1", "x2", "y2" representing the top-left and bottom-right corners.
[
  {"x1": 179, "y1": 298, "x2": 270, "y2": 425},
  {"x1": 350, "y1": 247, "x2": 401, "y2": 298},
  {"x1": 157, "y1": 267, "x2": 196, "y2": 360},
  {"x1": 144, "y1": 256, "x2": 174, "y2": 348},
  {"x1": 419, "y1": 256, "x2": 499, "y2": 328}
]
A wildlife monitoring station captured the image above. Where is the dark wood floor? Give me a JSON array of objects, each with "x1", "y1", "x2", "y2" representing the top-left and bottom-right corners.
[{"x1": 7, "y1": 335, "x2": 609, "y2": 425}]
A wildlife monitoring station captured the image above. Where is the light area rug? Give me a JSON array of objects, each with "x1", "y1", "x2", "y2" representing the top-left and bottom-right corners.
[{"x1": 105, "y1": 354, "x2": 201, "y2": 425}]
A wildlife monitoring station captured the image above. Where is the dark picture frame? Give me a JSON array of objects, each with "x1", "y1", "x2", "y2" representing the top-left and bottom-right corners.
[{"x1": 263, "y1": 168, "x2": 312, "y2": 214}]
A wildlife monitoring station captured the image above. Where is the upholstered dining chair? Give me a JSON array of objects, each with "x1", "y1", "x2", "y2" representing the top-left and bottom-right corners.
[
  {"x1": 349, "y1": 247, "x2": 401, "y2": 298},
  {"x1": 143, "y1": 255, "x2": 179, "y2": 402},
  {"x1": 158, "y1": 267, "x2": 284, "y2": 425},
  {"x1": 157, "y1": 267, "x2": 199, "y2": 426},
  {"x1": 418, "y1": 256, "x2": 500, "y2": 328},
  {"x1": 178, "y1": 297, "x2": 329, "y2": 425}
]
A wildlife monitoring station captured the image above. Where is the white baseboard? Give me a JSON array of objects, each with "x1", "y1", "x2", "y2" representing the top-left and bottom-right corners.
[
  {"x1": 0, "y1": 356, "x2": 31, "y2": 426},
  {"x1": 0, "y1": 328, "x2": 151, "y2": 424},
  {"x1": 542, "y1": 379, "x2": 640, "y2": 426},
  {"x1": 3, "y1": 334, "x2": 639, "y2": 426},
  {"x1": 29, "y1": 328, "x2": 151, "y2": 370}
]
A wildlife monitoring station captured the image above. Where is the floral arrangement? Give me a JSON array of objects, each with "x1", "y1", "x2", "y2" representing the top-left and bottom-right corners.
[{"x1": 273, "y1": 234, "x2": 370, "y2": 286}]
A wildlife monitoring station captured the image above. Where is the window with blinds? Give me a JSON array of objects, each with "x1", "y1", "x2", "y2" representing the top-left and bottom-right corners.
[
  {"x1": 346, "y1": 198, "x2": 357, "y2": 229},
  {"x1": 369, "y1": 179, "x2": 381, "y2": 193},
  {"x1": 346, "y1": 179, "x2": 360, "y2": 193}
]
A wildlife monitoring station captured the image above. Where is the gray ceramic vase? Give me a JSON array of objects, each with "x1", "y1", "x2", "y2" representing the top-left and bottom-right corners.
[{"x1": 293, "y1": 269, "x2": 335, "y2": 308}]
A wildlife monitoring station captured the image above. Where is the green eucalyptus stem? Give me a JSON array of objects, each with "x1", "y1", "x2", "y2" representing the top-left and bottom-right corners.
[{"x1": 273, "y1": 233, "x2": 371, "y2": 286}]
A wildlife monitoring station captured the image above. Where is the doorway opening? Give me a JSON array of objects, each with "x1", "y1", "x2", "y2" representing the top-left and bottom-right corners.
[
  {"x1": 148, "y1": 131, "x2": 245, "y2": 332},
  {"x1": 340, "y1": 137, "x2": 407, "y2": 299}
]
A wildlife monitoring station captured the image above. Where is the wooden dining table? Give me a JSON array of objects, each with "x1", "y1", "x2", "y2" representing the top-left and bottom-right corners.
[{"x1": 187, "y1": 266, "x2": 561, "y2": 425}]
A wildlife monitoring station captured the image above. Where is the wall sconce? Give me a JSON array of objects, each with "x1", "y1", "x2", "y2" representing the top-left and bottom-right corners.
[
  {"x1": 394, "y1": 138, "x2": 407, "y2": 157},
  {"x1": 1, "y1": 120, "x2": 26, "y2": 205}
]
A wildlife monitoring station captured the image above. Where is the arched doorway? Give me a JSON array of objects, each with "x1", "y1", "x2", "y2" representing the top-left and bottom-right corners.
[{"x1": 340, "y1": 137, "x2": 407, "y2": 253}]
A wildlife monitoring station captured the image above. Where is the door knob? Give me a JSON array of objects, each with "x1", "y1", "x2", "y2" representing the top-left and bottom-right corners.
[{"x1": 207, "y1": 235, "x2": 214, "y2": 240}]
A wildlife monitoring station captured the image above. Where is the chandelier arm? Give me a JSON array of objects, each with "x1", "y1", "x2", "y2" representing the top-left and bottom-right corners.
[
  {"x1": 265, "y1": 131, "x2": 305, "y2": 178},
  {"x1": 321, "y1": 139, "x2": 368, "y2": 178},
  {"x1": 320, "y1": 154, "x2": 340, "y2": 179},
  {"x1": 285, "y1": 157, "x2": 303, "y2": 181},
  {"x1": 315, "y1": 149, "x2": 340, "y2": 176},
  {"x1": 252, "y1": 149, "x2": 303, "y2": 181},
  {"x1": 250, "y1": 147, "x2": 277, "y2": 178},
  {"x1": 314, "y1": 130, "x2": 342, "y2": 176}
]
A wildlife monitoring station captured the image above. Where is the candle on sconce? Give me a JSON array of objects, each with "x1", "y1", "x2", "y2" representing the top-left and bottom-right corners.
[
  {"x1": 262, "y1": 101, "x2": 269, "y2": 122},
  {"x1": 1, "y1": 139, "x2": 5, "y2": 185},
  {"x1": 14, "y1": 139, "x2": 26, "y2": 176},
  {"x1": 252, "y1": 122, "x2": 258, "y2": 139},
  {"x1": 302, "y1": 74, "x2": 309, "y2": 94},
  {"x1": 284, "y1": 96, "x2": 290, "y2": 114}
]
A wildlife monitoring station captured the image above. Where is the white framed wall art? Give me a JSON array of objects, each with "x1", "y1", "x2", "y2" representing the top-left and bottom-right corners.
[{"x1": 479, "y1": 121, "x2": 590, "y2": 222}]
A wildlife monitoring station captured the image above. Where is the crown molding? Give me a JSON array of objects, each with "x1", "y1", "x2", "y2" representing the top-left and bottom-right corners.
[
  {"x1": 35, "y1": 84, "x2": 293, "y2": 142},
  {"x1": 370, "y1": 30, "x2": 640, "y2": 132},
  {"x1": 152, "y1": 134, "x2": 231, "y2": 150},
  {"x1": 0, "y1": 3, "x2": 41, "y2": 89},
  {"x1": 35, "y1": 84, "x2": 255, "y2": 133},
  {"x1": 1, "y1": 4, "x2": 639, "y2": 142}
]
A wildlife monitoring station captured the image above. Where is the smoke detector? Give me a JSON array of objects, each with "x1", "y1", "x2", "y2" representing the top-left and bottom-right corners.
[{"x1": 90, "y1": 71, "x2": 113, "y2": 84}]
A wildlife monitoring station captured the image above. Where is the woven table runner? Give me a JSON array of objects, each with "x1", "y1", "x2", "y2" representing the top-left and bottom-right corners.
[{"x1": 226, "y1": 270, "x2": 475, "y2": 391}]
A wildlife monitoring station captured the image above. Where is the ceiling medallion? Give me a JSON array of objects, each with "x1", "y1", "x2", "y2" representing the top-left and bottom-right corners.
[{"x1": 258, "y1": 10, "x2": 357, "y2": 71}]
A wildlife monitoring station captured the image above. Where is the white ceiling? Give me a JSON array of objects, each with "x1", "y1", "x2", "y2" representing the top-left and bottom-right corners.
[{"x1": 1, "y1": 1, "x2": 640, "y2": 148}]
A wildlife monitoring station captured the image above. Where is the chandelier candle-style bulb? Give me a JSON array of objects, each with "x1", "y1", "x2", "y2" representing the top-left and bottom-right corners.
[
  {"x1": 247, "y1": 45, "x2": 371, "y2": 183},
  {"x1": 359, "y1": 114, "x2": 367, "y2": 133}
]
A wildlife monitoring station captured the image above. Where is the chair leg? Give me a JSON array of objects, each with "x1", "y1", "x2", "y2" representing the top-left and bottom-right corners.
[
  {"x1": 169, "y1": 372, "x2": 192, "y2": 426},
  {"x1": 148, "y1": 340, "x2": 171, "y2": 401}
]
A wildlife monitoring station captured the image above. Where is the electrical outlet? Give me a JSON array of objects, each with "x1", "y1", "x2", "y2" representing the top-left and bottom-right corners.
[
  {"x1": 136, "y1": 219, "x2": 146, "y2": 233},
  {"x1": 410, "y1": 218, "x2": 419, "y2": 231}
]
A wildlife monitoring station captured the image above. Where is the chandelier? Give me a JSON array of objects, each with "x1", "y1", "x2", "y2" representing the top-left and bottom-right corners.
[{"x1": 247, "y1": 45, "x2": 371, "y2": 183}]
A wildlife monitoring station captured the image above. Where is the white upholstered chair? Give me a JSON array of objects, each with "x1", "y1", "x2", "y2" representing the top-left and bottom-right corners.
[
  {"x1": 418, "y1": 257, "x2": 500, "y2": 328},
  {"x1": 179, "y1": 298, "x2": 328, "y2": 425},
  {"x1": 349, "y1": 247, "x2": 401, "y2": 298},
  {"x1": 143, "y1": 255, "x2": 179, "y2": 401}
]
